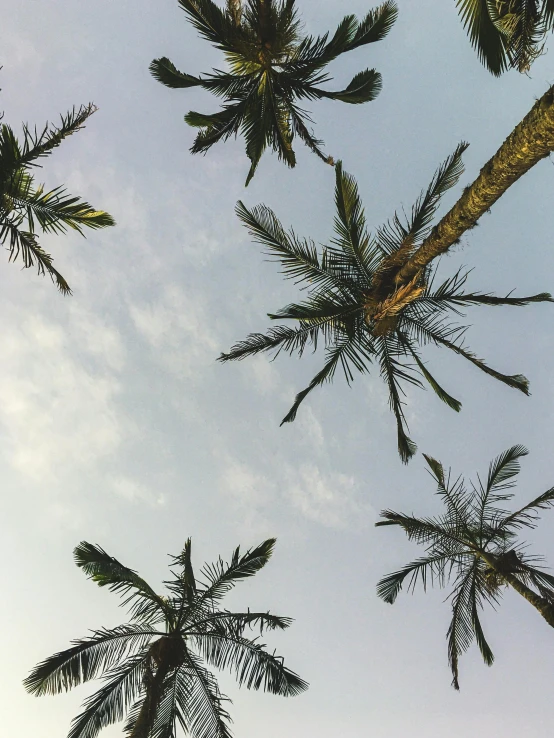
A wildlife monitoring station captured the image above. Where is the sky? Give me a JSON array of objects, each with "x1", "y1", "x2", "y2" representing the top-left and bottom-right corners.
[{"x1": 2, "y1": 0, "x2": 554, "y2": 736}]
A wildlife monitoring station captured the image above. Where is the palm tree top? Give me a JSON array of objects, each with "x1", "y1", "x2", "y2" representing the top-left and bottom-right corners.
[
  {"x1": 456, "y1": 0, "x2": 554, "y2": 75},
  {"x1": 150, "y1": 0, "x2": 398, "y2": 184},
  {"x1": 219, "y1": 146, "x2": 552, "y2": 462},
  {"x1": 0, "y1": 102, "x2": 115, "y2": 294},
  {"x1": 376, "y1": 445, "x2": 554, "y2": 688},
  {"x1": 24, "y1": 538, "x2": 307, "y2": 738}
]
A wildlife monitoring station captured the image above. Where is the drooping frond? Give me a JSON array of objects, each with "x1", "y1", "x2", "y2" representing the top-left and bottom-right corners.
[
  {"x1": 74, "y1": 542, "x2": 169, "y2": 623},
  {"x1": 179, "y1": 655, "x2": 233, "y2": 738},
  {"x1": 67, "y1": 651, "x2": 149, "y2": 738},
  {"x1": 194, "y1": 630, "x2": 308, "y2": 696},
  {"x1": 455, "y1": 0, "x2": 508, "y2": 75},
  {"x1": 376, "y1": 552, "x2": 455, "y2": 603},
  {"x1": 23, "y1": 624, "x2": 155, "y2": 696},
  {"x1": 149, "y1": 58, "x2": 204, "y2": 88}
]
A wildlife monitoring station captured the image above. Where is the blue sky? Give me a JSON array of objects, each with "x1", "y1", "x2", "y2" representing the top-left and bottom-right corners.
[{"x1": 2, "y1": 1, "x2": 554, "y2": 736}]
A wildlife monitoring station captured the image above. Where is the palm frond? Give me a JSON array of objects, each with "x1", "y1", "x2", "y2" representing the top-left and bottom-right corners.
[
  {"x1": 376, "y1": 552, "x2": 455, "y2": 603},
  {"x1": 447, "y1": 562, "x2": 479, "y2": 690},
  {"x1": 455, "y1": 0, "x2": 508, "y2": 75},
  {"x1": 74, "y1": 542, "x2": 169, "y2": 623},
  {"x1": 179, "y1": 655, "x2": 233, "y2": 738},
  {"x1": 497, "y1": 485, "x2": 554, "y2": 532},
  {"x1": 0, "y1": 220, "x2": 71, "y2": 293},
  {"x1": 23, "y1": 624, "x2": 155, "y2": 696},
  {"x1": 195, "y1": 631, "x2": 308, "y2": 696},
  {"x1": 280, "y1": 334, "x2": 371, "y2": 425},
  {"x1": 315, "y1": 69, "x2": 382, "y2": 104},
  {"x1": 67, "y1": 651, "x2": 148, "y2": 738},
  {"x1": 149, "y1": 58, "x2": 204, "y2": 89}
]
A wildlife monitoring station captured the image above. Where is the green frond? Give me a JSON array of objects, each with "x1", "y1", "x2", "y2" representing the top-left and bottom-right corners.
[
  {"x1": 178, "y1": 655, "x2": 233, "y2": 738},
  {"x1": 315, "y1": 68, "x2": 382, "y2": 104},
  {"x1": 280, "y1": 335, "x2": 370, "y2": 425},
  {"x1": 486, "y1": 444, "x2": 528, "y2": 494},
  {"x1": 376, "y1": 552, "x2": 453, "y2": 604},
  {"x1": 23, "y1": 625, "x2": 154, "y2": 696},
  {"x1": 447, "y1": 563, "x2": 479, "y2": 690},
  {"x1": 407, "y1": 345, "x2": 462, "y2": 412},
  {"x1": 67, "y1": 651, "x2": 148, "y2": 738},
  {"x1": 194, "y1": 631, "x2": 308, "y2": 696},
  {"x1": 497, "y1": 485, "x2": 554, "y2": 532},
  {"x1": 0, "y1": 219, "x2": 71, "y2": 293},
  {"x1": 149, "y1": 57, "x2": 203, "y2": 89},
  {"x1": 18, "y1": 185, "x2": 115, "y2": 235},
  {"x1": 455, "y1": 0, "x2": 508, "y2": 75},
  {"x1": 74, "y1": 542, "x2": 168, "y2": 622},
  {"x1": 346, "y1": 1, "x2": 399, "y2": 51}
]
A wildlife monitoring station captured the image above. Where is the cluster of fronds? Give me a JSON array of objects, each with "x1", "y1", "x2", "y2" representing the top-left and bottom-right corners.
[
  {"x1": 220, "y1": 144, "x2": 552, "y2": 462},
  {"x1": 24, "y1": 539, "x2": 306, "y2": 738},
  {"x1": 150, "y1": 0, "x2": 397, "y2": 184},
  {"x1": 377, "y1": 445, "x2": 554, "y2": 687}
]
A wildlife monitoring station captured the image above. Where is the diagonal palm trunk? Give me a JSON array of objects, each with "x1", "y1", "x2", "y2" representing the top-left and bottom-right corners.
[
  {"x1": 480, "y1": 551, "x2": 554, "y2": 628},
  {"x1": 397, "y1": 84, "x2": 554, "y2": 284}
]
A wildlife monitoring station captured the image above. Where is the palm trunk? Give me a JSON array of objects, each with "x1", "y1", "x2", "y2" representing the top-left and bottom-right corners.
[
  {"x1": 129, "y1": 660, "x2": 171, "y2": 738},
  {"x1": 397, "y1": 84, "x2": 554, "y2": 284},
  {"x1": 227, "y1": 0, "x2": 241, "y2": 26},
  {"x1": 480, "y1": 551, "x2": 554, "y2": 628},
  {"x1": 258, "y1": 0, "x2": 271, "y2": 46}
]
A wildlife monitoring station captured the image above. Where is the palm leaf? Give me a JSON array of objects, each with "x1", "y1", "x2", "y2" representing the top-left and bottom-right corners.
[
  {"x1": 74, "y1": 542, "x2": 169, "y2": 622},
  {"x1": 149, "y1": 58, "x2": 203, "y2": 89},
  {"x1": 455, "y1": 0, "x2": 508, "y2": 75},
  {"x1": 23, "y1": 624, "x2": 154, "y2": 696}
]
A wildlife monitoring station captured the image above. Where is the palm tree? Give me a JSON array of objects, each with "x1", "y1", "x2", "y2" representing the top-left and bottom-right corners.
[
  {"x1": 150, "y1": 0, "x2": 397, "y2": 185},
  {"x1": 396, "y1": 82, "x2": 554, "y2": 285},
  {"x1": 456, "y1": 0, "x2": 554, "y2": 74},
  {"x1": 219, "y1": 146, "x2": 552, "y2": 462},
  {"x1": 376, "y1": 445, "x2": 554, "y2": 688},
  {"x1": 0, "y1": 103, "x2": 115, "y2": 294},
  {"x1": 24, "y1": 538, "x2": 307, "y2": 738}
]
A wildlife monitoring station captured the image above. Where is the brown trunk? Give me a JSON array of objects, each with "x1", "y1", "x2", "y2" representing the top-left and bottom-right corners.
[
  {"x1": 397, "y1": 84, "x2": 554, "y2": 285},
  {"x1": 227, "y1": 0, "x2": 242, "y2": 26},
  {"x1": 480, "y1": 551, "x2": 554, "y2": 628},
  {"x1": 258, "y1": 0, "x2": 271, "y2": 46}
]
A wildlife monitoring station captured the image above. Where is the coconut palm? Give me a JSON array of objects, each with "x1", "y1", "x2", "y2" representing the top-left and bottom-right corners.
[
  {"x1": 0, "y1": 103, "x2": 115, "y2": 294},
  {"x1": 376, "y1": 445, "x2": 554, "y2": 688},
  {"x1": 219, "y1": 145, "x2": 552, "y2": 462},
  {"x1": 456, "y1": 0, "x2": 554, "y2": 74},
  {"x1": 24, "y1": 538, "x2": 306, "y2": 738},
  {"x1": 150, "y1": 0, "x2": 397, "y2": 185}
]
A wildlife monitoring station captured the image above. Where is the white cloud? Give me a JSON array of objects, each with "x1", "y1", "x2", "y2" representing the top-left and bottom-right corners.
[
  {"x1": 0, "y1": 312, "x2": 125, "y2": 481},
  {"x1": 286, "y1": 463, "x2": 369, "y2": 528},
  {"x1": 112, "y1": 476, "x2": 166, "y2": 507},
  {"x1": 129, "y1": 284, "x2": 218, "y2": 377}
]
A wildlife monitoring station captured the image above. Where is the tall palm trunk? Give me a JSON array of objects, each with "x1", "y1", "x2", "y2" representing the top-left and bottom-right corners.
[
  {"x1": 129, "y1": 659, "x2": 172, "y2": 738},
  {"x1": 258, "y1": 0, "x2": 271, "y2": 46},
  {"x1": 480, "y1": 551, "x2": 554, "y2": 628},
  {"x1": 397, "y1": 84, "x2": 554, "y2": 284}
]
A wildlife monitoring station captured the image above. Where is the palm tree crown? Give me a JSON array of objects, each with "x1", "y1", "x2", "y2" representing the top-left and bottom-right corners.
[
  {"x1": 24, "y1": 538, "x2": 307, "y2": 738},
  {"x1": 376, "y1": 445, "x2": 554, "y2": 688},
  {"x1": 456, "y1": 0, "x2": 554, "y2": 75},
  {"x1": 150, "y1": 0, "x2": 397, "y2": 185},
  {"x1": 0, "y1": 103, "x2": 115, "y2": 294},
  {"x1": 219, "y1": 146, "x2": 552, "y2": 462}
]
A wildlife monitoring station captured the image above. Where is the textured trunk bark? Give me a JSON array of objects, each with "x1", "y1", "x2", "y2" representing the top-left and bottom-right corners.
[
  {"x1": 480, "y1": 551, "x2": 554, "y2": 628},
  {"x1": 129, "y1": 660, "x2": 171, "y2": 738},
  {"x1": 396, "y1": 84, "x2": 554, "y2": 284}
]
